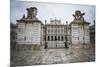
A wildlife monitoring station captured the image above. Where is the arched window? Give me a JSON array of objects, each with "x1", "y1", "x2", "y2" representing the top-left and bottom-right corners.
[
  {"x1": 58, "y1": 36, "x2": 60, "y2": 41},
  {"x1": 62, "y1": 36, "x2": 63, "y2": 41},
  {"x1": 55, "y1": 36, "x2": 57, "y2": 41},
  {"x1": 48, "y1": 36, "x2": 50, "y2": 41},
  {"x1": 24, "y1": 36, "x2": 26, "y2": 40},
  {"x1": 51, "y1": 36, "x2": 53, "y2": 41}
]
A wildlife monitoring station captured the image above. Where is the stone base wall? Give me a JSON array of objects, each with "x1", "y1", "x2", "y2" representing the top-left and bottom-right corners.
[
  {"x1": 71, "y1": 43, "x2": 90, "y2": 45},
  {"x1": 15, "y1": 44, "x2": 41, "y2": 51}
]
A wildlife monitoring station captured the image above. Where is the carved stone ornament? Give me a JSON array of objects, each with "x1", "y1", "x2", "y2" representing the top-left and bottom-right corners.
[
  {"x1": 73, "y1": 10, "x2": 85, "y2": 21},
  {"x1": 26, "y1": 7, "x2": 37, "y2": 19}
]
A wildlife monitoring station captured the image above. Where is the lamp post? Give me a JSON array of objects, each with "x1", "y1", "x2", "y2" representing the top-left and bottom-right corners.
[
  {"x1": 45, "y1": 20, "x2": 47, "y2": 49},
  {"x1": 55, "y1": 17, "x2": 57, "y2": 48},
  {"x1": 65, "y1": 21, "x2": 68, "y2": 48}
]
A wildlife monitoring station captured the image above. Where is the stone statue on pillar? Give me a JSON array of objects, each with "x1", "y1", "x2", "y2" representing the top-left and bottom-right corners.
[
  {"x1": 26, "y1": 7, "x2": 37, "y2": 19},
  {"x1": 73, "y1": 10, "x2": 85, "y2": 21}
]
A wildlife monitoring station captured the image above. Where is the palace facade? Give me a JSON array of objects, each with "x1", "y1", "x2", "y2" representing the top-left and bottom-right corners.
[
  {"x1": 44, "y1": 18, "x2": 68, "y2": 48},
  {"x1": 16, "y1": 7, "x2": 90, "y2": 50}
]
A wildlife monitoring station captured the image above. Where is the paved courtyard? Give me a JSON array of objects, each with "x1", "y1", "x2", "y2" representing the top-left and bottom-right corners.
[{"x1": 11, "y1": 44, "x2": 95, "y2": 66}]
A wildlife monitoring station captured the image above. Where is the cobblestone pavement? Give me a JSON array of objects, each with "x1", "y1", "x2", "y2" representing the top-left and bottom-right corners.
[{"x1": 11, "y1": 44, "x2": 95, "y2": 66}]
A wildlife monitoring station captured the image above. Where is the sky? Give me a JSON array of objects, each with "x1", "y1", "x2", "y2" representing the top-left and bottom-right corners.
[{"x1": 10, "y1": 0, "x2": 95, "y2": 25}]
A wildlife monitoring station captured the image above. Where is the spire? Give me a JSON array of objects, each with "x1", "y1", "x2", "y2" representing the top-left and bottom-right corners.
[
  {"x1": 45, "y1": 20, "x2": 47, "y2": 24},
  {"x1": 66, "y1": 21, "x2": 68, "y2": 25},
  {"x1": 55, "y1": 17, "x2": 57, "y2": 21},
  {"x1": 22, "y1": 14, "x2": 25, "y2": 19}
]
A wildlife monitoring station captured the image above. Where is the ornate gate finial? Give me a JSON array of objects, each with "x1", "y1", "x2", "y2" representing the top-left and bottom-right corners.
[
  {"x1": 73, "y1": 10, "x2": 85, "y2": 21},
  {"x1": 26, "y1": 7, "x2": 37, "y2": 19}
]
